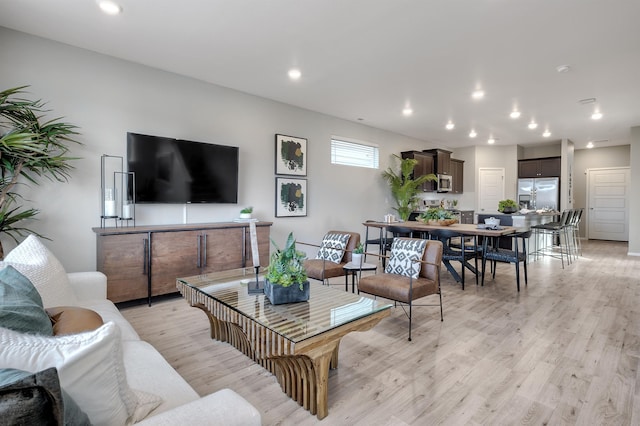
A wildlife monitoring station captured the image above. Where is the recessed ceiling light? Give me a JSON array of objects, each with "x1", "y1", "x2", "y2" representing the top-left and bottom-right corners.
[
  {"x1": 471, "y1": 90, "x2": 485, "y2": 100},
  {"x1": 288, "y1": 68, "x2": 301, "y2": 80},
  {"x1": 591, "y1": 111, "x2": 603, "y2": 120},
  {"x1": 445, "y1": 121, "x2": 455, "y2": 130},
  {"x1": 586, "y1": 142, "x2": 594, "y2": 148},
  {"x1": 402, "y1": 107, "x2": 413, "y2": 116},
  {"x1": 469, "y1": 130, "x2": 477, "y2": 138},
  {"x1": 510, "y1": 110, "x2": 521, "y2": 119},
  {"x1": 528, "y1": 121, "x2": 538, "y2": 129},
  {"x1": 98, "y1": 0, "x2": 122, "y2": 15},
  {"x1": 487, "y1": 137, "x2": 496, "y2": 144},
  {"x1": 542, "y1": 130, "x2": 551, "y2": 137}
]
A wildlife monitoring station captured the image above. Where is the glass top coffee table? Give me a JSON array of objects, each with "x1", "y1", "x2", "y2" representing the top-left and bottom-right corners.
[{"x1": 177, "y1": 268, "x2": 391, "y2": 420}]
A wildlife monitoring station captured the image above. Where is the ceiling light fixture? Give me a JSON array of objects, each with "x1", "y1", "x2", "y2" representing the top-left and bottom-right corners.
[
  {"x1": 528, "y1": 121, "x2": 538, "y2": 129},
  {"x1": 586, "y1": 142, "x2": 594, "y2": 149},
  {"x1": 445, "y1": 121, "x2": 455, "y2": 130},
  {"x1": 471, "y1": 90, "x2": 485, "y2": 100},
  {"x1": 542, "y1": 130, "x2": 551, "y2": 137},
  {"x1": 487, "y1": 137, "x2": 496, "y2": 144},
  {"x1": 510, "y1": 110, "x2": 521, "y2": 119},
  {"x1": 556, "y1": 64, "x2": 571, "y2": 73},
  {"x1": 591, "y1": 111, "x2": 603, "y2": 120},
  {"x1": 98, "y1": 0, "x2": 122, "y2": 15},
  {"x1": 469, "y1": 130, "x2": 477, "y2": 138},
  {"x1": 288, "y1": 68, "x2": 301, "y2": 80},
  {"x1": 402, "y1": 107, "x2": 413, "y2": 116}
]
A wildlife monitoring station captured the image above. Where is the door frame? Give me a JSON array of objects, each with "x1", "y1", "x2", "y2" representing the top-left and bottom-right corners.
[{"x1": 477, "y1": 167, "x2": 505, "y2": 215}]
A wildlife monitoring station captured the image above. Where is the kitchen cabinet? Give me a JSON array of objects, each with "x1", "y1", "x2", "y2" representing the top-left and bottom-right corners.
[
  {"x1": 423, "y1": 149, "x2": 452, "y2": 175},
  {"x1": 518, "y1": 157, "x2": 561, "y2": 178},
  {"x1": 94, "y1": 222, "x2": 272, "y2": 304},
  {"x1": 401, "y1": 150, "x2": 436, "y2": 192},
  {"x1": 450, "y1": 158, "x2": 464, "y2": 193}
]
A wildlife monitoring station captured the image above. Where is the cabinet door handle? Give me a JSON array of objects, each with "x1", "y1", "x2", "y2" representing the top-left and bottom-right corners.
[
  {"x1": 202, "y1": 234, "x2": 207, "y2": 268},
  {"x1": 143, "y1": 238, "x2": 149, "y2": 275},
  {"x1": 196, "y1": 235, "x2": 202, "y2": 268}
]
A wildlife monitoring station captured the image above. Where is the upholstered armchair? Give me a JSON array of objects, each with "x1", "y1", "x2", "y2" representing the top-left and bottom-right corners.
[
  {"x1": 302, "y1": 231, "x2": 361, "y2": 284},
  {"x1": 358, "y1": 238, "x2": 443, "y2": 341}
]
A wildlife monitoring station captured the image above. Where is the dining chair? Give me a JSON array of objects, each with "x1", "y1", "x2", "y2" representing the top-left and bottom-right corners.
[
  {"x1": 358, "y1": 238, "x2": 443, "y2": 341},
  {"x1": 428, "y1": 228, "x2": 480, "y2": 290},
  {"x1": 481, "y1": 230, "x2": 532, "y2": 291}
]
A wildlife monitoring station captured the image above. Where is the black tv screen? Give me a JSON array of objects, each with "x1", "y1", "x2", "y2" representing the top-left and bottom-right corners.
[{"x1": 126, "y1": 132, "x2": 239, "y2": 204}]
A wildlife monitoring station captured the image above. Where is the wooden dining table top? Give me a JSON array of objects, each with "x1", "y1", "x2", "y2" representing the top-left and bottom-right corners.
[{"x1": 363, "y1": 220, "x2": 522, "y2": 237}]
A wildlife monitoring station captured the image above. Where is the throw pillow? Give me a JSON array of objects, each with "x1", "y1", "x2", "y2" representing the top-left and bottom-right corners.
[
  {"x1": 2, "y1": 234, "x2": 78, "y2": 308},
  {"x1": 0, "y1": 367, "x2": 90, "y2": 425},
  {"x1": 0, "y1": 265, "x2": 53, "y2": 335},
  {"x1": 0, "y1": 321, "x2": 138, "y2": 426},
  {"x1": 315, "y1": 233, "x2": 351, "y2": 264},
  {"x1": 385, "y1": 238, "x2": 427, "y2": 279},
  {"x1": 46, "y1": 306, "x2": 104, "y2": 336}
]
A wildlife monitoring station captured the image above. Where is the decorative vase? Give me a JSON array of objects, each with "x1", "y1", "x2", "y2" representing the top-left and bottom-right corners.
[
  {"x1": 263, "y1": 279, "x2": 310, "y2": 305},
  {"x1": 351, "y1": 253, "x2": 363, "y2": 267}
]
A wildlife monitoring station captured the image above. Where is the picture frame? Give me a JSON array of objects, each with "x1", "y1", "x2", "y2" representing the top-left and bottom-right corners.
[
  {"x1": 275, "y1": 177, "x2": 307, "y2": 217},
  {"x1": 275, "y1": 134, "x2": 307, "y2": 176}
]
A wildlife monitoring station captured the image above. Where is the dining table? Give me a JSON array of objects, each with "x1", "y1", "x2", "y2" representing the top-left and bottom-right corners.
[{"x1": 362, "y1": 220, "x2": 524, "y2": 284}]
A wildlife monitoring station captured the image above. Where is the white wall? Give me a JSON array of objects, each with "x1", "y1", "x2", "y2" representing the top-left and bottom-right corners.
[{"x1": 0, "y1": 28, "x2": 433, "y2": 271}]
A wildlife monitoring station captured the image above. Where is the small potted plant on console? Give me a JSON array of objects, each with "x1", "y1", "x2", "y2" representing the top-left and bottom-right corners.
[
  {"x1": 264, "y1": 232, "x2": 309, "y2": 304},
  {"x1": 239, "y1": 206, "x2": 253, "y2": 219}
]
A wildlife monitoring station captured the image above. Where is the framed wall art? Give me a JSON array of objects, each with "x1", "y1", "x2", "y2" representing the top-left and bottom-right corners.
[
  {"x1": 275, "y1": 177, "x2": 307, "y2": 217},
  {"x1": 275, "y1": 134, "x2": 307, "y2": 176}
]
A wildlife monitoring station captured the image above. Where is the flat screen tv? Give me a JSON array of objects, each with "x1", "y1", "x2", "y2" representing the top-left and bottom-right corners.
[{"x1": 126, "y1": 132, "x2": 239, "y2": 204}]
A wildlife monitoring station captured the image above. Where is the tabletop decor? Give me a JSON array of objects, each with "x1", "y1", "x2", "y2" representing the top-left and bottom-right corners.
[
  {"x1": 419, "y1": 207, "x2": 458, "y2": 226},
  {"x1": 239, "y1": 206, "x2": 253, "y2": 219},
  {"x1": 275, "y1": 134, "x2": 307, "y2": 176},
  {"x1": 498, "y1": 199, "x2": 518, "y2": 213},
  {"x1": 264, "y1": 232, "x2": 309, "y2": 304},
  {"x1": 382, "y1": 154, "x2": 436, "y2": 221},
  {"x1": 351, "y1": 242, "x2": 364, "y2": 266}
]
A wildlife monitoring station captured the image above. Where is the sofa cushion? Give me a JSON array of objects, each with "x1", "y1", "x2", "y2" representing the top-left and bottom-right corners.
[
  {"x1": 0, "y1": 265, "x2": 53, "y2": 335},
  {"x1": 82, "y1": 298, "x2": 141, "y2": 341},
  {"x1": 0, "y1": 367, "x2": 90, "y2": 425},
  {"x1": 0, "y1": 322, "x2": 138, "y2": 426},
  {"x1": 46, "y1": 306, "x2": 104, "y2": 336},
  {"x1": 385, "y1": 238, "x2": 427, "y2": 279},
  {"x1": 315, "y1": 232, "x2": 350, "y2": 264},
  {"x1": 2, "y1": 234, "x2": 78, "y2": 308}
]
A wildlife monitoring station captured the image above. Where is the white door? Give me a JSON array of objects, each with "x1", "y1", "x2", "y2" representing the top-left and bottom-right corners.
[
  {"x1": 587, "y1": 167, "x2": 629, "y2": 241},
  {"x1": 478, "y1": 168, "x2": 505, "y2": 214}
]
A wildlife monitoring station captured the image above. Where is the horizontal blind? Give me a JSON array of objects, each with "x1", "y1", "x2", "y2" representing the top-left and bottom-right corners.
[{"x1": 330, "y1": 138, "x2": 379, "y2": 169}]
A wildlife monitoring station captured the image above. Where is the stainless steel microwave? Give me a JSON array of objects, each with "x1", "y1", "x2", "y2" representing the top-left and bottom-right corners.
[{"x1": 437, "y1": 174, "x2": 452, "y2": 192}]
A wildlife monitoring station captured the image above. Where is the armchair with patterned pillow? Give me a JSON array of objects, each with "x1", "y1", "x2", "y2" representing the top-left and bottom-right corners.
[{"x1": 302, "y1": 230, "x2": 360, "y2": 285}]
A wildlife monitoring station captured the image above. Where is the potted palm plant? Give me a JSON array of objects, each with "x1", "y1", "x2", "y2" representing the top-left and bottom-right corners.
[
  {"x1": 264, "y1": 232, "x2": 309, "y2": 304},
  {"x1": 382, "y1": 154, "x2": 436, "y2": 221},
  {"x1": 0, "y1": 86, "x2": 80, "y2": 258}
]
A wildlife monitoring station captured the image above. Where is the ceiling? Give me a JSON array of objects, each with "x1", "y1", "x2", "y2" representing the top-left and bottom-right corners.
[{"x1": 2, "y1": 0, "x2": 639, "y2": 150}]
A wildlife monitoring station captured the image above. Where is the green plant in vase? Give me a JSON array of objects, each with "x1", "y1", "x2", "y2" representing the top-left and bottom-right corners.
[
  {"x1": 264, "y1": 232, "x2": 309, "y2": 304},
  {"x1": 239, "y1": 206, "x2": 253, "y2": 218},
  {"x1": 498, "y1": 199, "x2": 518, "y2": 213},
  {"x1": 382, "y1": 155, "x2": 436, "y2": 221}
]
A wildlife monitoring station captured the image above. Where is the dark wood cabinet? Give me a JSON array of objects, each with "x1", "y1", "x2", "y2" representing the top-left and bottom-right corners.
[
  {"x1": 423, "y1": 149, "x2": 452, "y2": 175},
  {"x1": 450, "y1": 158, "x2": 464, "y2": 193},
  {"x1": 94, "y1": 222, "x2": 272, "y2": 304},
  {"x1": 401, "y1": 151, "x2": 436, "y2": 192},
  {"x1": 518, "y1": 157, "x2": 561, "y2": 178}
]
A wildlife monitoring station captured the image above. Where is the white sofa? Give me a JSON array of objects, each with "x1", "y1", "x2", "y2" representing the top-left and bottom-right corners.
[{"x1": 67, "y1": 272, "x2": 262, "y2": 425}]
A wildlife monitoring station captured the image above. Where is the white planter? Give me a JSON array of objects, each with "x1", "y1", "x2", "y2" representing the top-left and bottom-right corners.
[
  {"x1": 351, "y1": 253, "x2": 363, "y2": 267},
  {"x1": 239, "y1": 213, "x2": 252, "y2": 219}
]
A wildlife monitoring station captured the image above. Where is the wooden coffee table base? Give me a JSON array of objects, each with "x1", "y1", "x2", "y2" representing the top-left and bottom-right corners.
[{"x1": 188, "y1": 297, "x2": 389, "y2": 419}]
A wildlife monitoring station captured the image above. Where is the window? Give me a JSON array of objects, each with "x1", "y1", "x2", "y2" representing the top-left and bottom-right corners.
[{"x1": 330, "y1": 137, "x2": 379, "y2": 169}]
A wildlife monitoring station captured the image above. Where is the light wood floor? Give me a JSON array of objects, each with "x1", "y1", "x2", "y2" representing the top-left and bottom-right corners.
[{"x1": 121, "y1": 239, "x2": 640, "y2": 425}]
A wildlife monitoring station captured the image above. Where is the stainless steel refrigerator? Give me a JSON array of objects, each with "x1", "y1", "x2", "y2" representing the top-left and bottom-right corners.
[{"x1": 517, "y1": 177, "x2": 559, "y2": 210}]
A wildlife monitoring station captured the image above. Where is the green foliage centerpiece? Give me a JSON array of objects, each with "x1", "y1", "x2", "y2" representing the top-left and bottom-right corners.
[
  {"x1": 419, "y1": 207, "x2": 458, "y2": 226},
  {"x1": 382, "y1": 154, "x2": 436, "y2": 221},
  {"x1": 498, "y1": 199, "x2": 518, "y2": 213},
  {"x1": 264, "y1": 232, "x2": 309, "y2": 304}
]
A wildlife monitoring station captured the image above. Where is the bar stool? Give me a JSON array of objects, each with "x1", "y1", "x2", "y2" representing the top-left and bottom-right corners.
[{"x1": 531, "y1": 209, "x2": 573, "y2": 268}]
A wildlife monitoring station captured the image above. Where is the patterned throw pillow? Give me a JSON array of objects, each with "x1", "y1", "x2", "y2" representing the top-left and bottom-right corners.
[
  {"x1": 385, "y1": 238, "x2": 427, "y2": 278},
  {"x1": 315, "y1": 233, "x2": 351, "y2": 264}
]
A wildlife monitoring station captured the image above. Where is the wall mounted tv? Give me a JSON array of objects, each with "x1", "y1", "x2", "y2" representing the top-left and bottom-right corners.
[{"x1": 126, "y1": 132, "x2": 239, "y2": 204}]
